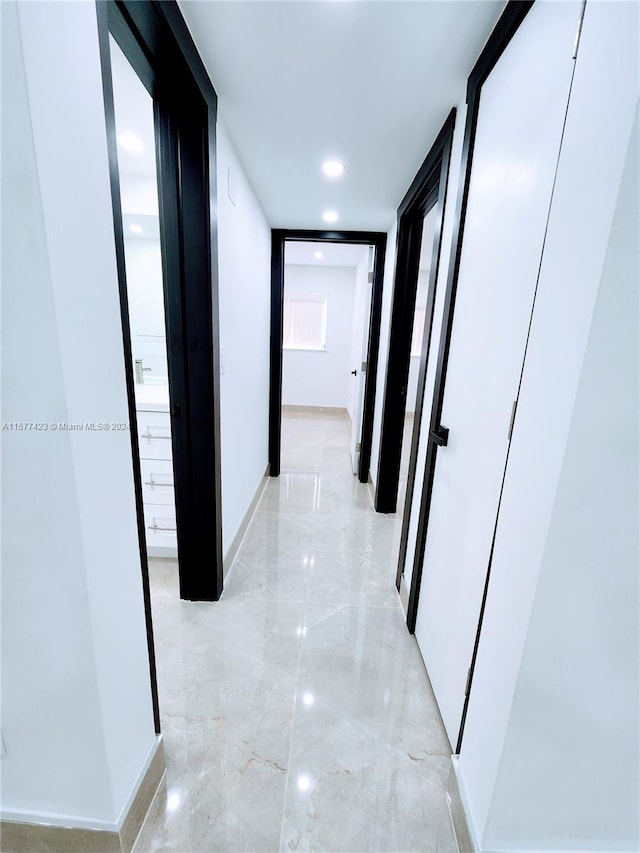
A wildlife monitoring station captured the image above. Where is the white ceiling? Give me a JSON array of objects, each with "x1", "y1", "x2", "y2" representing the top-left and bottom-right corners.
[
  {"x1": 285, "y1": 240, "x2": 368, "y2": 268},
  {"x1": 110, "y1": 36, "x2": 160, "y2": 240},
  {"x1": 110, "y1": 36, "x2": 157, "y2": 181},
  {"x1": 178, "y1": 0, "x2": 505, "y2": 231}
]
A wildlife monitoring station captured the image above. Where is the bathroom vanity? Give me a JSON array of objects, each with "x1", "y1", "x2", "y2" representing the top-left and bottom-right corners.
[{"x1": 135, "y1": 380, "x2": 177, "y2": 557}]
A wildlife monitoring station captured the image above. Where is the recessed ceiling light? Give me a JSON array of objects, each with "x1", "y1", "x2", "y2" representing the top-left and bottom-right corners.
[
  {"x1": 322, "y1": 160, "x2": 345, "y2": 178},
  {"x1": 129, "y1": 223, "x2": 144, "y2": 234},
  {"x1": 118, "y1": 131, "x2": 144, "y2": 153},
  {"x1": 322, "y1": 210, "x2": 338, "y2": 224},
  {"x1": 314, "y1": 251, "x2": 323, "y2": 260}
]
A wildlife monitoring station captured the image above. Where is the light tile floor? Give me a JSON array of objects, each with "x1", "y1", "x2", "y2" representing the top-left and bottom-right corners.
[{"x1": 134, "y1": 410, "x2": 454, "y2": 852}]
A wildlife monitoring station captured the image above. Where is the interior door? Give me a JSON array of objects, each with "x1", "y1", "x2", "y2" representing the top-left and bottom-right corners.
[
  {"x1": 400, "y1": 207, "x2": 446, "y2": 595},
  {"x1": 350, "y1": 246, "x2": 373, "y2": 473},
  {"x1": 413, "y1": 0, "x2": 583, "y2": 748}
]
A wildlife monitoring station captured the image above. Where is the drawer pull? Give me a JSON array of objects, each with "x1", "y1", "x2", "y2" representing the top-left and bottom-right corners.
[
  {"x1": 142, "y1": 428, "x2": 171, "y2": 441},
  {"x1": 144, "y1": 475, "x2": 174, "y2": 489},
  {"x1": 149, "y1": 521, "x2": 177, "y2": 533}
]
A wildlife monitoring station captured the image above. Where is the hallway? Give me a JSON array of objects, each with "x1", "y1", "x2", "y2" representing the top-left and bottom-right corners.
[{"x1": 136, "y1": 410, "x2": 455, "y2": 852}]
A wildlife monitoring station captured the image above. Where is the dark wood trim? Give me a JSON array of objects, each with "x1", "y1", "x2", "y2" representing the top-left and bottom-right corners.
[
  {"x1": 269, "y1": 233, "x2": 285, "y2": 477},
  {"x1": 96, "y1": 1, "x2": 160, "y2": 735},
  {"x1": 466, "y1": 0, "x2": 534, "y2": 105},
  {"x1": 374, "y1": 110, "x2": 456, "y2": 514},
  {"x1": 360, "y1": 238, "x2": 386, "y2": 482},
  {"x1": 269, "y1": 230, "x2": 387, "y2": 482},
  {"x1": 110, "y1": 1, "x2": 217, "y2": 110},
  {"x1": 394, "y1": 115, "x2": 455, "y2": 591}
]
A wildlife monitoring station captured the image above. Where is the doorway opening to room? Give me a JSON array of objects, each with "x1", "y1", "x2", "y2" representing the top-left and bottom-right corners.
[
  {"x1": 280, "y1": 241, "x2": 375, "y2": 477},
  {"x1": 269, "y1": 231, "x2": 387, "y2": 484},
  {"x1": 98, "y1": 2, "x2": 223, "y2": 731},
  {"x1": 374, "y1": 112, "x2": 456, "y2": 516}
]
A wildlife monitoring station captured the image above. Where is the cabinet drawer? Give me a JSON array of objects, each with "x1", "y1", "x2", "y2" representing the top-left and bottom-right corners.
[
  {"x1": 141, "y1": 459, "x2": 175, "y2": 506},
  {"x1": 137, "y1": 411, "x2": 172, "y2": 460},
  {"x1": 144, "y1": 503, "x2": 177, "y2": 551}
]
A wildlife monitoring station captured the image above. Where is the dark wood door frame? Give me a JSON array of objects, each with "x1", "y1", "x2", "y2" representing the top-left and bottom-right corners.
[
  {"x1": 395, "y1": 1, "x2": 534, "y2": 751},
  {"x1": 374, "y1": 111, "x2": 456, "y2": 514},
  {"x1": 392, "y1": 110, "x2": 456, "y2": 592},
  {"x1": 269, "y1": 230, "x2": 387, "y2": 481},
  {"x1": 98, "y1": 0, "x2": 224, "y2": 730}
]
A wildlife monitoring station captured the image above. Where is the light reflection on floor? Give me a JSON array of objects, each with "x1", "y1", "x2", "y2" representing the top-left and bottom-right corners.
[{"x1": 135, "y1": 410, "x2": 454, "y2": 852}]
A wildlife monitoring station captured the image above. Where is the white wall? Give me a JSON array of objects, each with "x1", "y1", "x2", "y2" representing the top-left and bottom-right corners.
[
  {"x1": 127, "y1": 240, "x2": 165, "y2": 339},
  {"x1": 455, "y1": 3, "x2": 639, "y2": 849},
  {"x1": 126, "y1": 238, "x2": 169, "y2": 382},
  {"x1": 346, "y1": 247, "x2": 371, "y2": 426},
  {"x1": 282, "y1": 265, "x2": 356, "y2": 409},
  {"x1": 486, "y1": 116, "x2": 638, "y2": 849},
  {"x1": 1, "y1": 0, "x2": 157, "y2": 828},
  {"x1": 216, "y1": 118, "x2": 271, "y2": 555},
  {"x1": 406, "y1": 362, "x2": 420, "y2": 413}
]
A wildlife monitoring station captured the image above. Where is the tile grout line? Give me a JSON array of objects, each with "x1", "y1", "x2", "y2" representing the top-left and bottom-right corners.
[
  {"x1": 277, "y1": 449, "x2": 337, "y2": 852},
  {"x1": 276, "y1": 590, "x2": 308, "y2": 852}
]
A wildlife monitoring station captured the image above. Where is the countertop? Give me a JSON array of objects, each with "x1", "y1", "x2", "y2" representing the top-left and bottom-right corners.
[{"x1": 135, "y1": 382, "x2": 170, "y2": 413}]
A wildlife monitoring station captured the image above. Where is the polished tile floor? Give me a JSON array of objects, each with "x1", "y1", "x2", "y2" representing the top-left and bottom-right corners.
[{"x1": 134, "y1": 410, "x2": 454, "y2": 852}]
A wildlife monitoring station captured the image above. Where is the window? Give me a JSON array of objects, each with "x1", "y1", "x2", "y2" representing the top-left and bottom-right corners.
[
  {"x1": 410, "y1": 302, "x2": 427, "y2": 356},
  {"x1": 283, "y1": 293, "x2": 327, "y2": 351}
]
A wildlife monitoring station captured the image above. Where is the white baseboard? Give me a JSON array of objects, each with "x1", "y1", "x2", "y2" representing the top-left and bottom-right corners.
[
  {"x1": 223, "y1": 466, "x2": 269, "y2": 577},
  {"x1": 0, "y1": 736, "x2": 165, "y2": 851},
  {"x1": 367, "y1": 471, "x2": 376, "y2": 507},
  {"x1": 449, "y1": 756, "x2": 480, "y2": 852},
  {"x1": 282, "y1": 404, "x2": 348, "y2": 415},
  {"x1": 397, "y1": 574, "x2": 410, "y2": 617},
  {"x1": 0, "y1": 807, "x2": 117, "y2": 833},
  {"x1": 147, "y1": 545, "x2": 178, "y2": 559},
  {"x1": 115, "y1": 734, "x2": 163, "y2": 830}
]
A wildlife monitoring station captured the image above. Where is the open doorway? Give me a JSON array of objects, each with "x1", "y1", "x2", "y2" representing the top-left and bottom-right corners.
[
  {"x1": 396, "y1": 205, "x2": 439, "y2": 513},
  {"x1": 280, "y1": 241, "x2": 373, "y2": 474},
  {"x1": 98, "y1": 1, "x2": 223, "y2": 730},
  {"x1": 269, "y1": 230, "x2": 387, "y2": 483},
  {"x1": 99, "y1": 2, "x2": 222, "y2": 605},
  {"x1": 109, "y1": 38, "x2": 178, "y2": 562},
  {"x1": 375, "y1": 112, "x2": 456, "y2": 515}
]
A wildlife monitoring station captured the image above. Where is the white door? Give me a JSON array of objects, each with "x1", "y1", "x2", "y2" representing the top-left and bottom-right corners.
[
  {"x1": 350, "y1": 247, "x2": 373, "y2": 473},
  {"x1": 414, "y1": 0, "x2": 583, "y2": 748}
]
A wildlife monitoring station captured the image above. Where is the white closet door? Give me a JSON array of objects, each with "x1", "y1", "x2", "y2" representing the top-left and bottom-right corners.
[{"x1": 414, "y1": 0, "x2": 583, "y2": 748}]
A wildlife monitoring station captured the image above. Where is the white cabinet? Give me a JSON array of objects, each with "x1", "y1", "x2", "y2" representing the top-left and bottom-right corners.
[
  {"x1": 135, "y1": 386, "x2": 177, "y2": 557},
  {"x1": 138, "y1": 411, "x2": 173, "y2": 460},
  {"x1": 141, "y1": 458, "x2": 175, "y2": 506}
]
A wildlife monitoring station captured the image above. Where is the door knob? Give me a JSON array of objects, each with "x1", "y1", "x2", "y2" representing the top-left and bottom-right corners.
[
  {"x1": 429, "y1": 425, "x2": 449, "y2": 447},
  {"x1": 351, "y1": 370, "x2": 357, "y2": 376}
]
